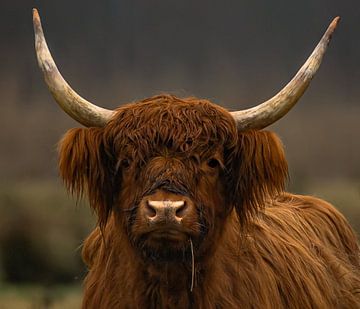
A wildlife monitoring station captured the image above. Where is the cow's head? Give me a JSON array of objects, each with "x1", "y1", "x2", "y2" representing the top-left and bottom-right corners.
[
  {"x1": 33, "y1": 9, "x2": 339, "y2": 261},
  {"x1": 58, "y1": 95, "x2": 289, "y2": 261}
]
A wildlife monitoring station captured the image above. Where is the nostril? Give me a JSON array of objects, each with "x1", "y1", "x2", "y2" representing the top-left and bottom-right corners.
[
  {"x1": 175, "y1": 201, "x2": 187, "y2": 218},
  {"x1": 145, "y1": 201, "x2": 157, "y2": 218},
  {"x1": 146, "y1": 200, "x2": 187, "y2": 222}
]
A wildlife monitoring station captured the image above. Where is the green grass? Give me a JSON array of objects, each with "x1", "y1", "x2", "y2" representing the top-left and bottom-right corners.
[{"x1": 0, "y1": 284, "x2": 82, "y2": 309}]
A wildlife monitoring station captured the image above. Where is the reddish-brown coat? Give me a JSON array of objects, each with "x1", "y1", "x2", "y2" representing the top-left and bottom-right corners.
[{"x1": 58, "y1": 95, "x2": 360, "y2": 308}]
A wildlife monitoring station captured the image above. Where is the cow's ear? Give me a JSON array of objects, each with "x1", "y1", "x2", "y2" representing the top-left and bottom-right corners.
[
  {"x1": 226, "y1": 130, "x2": 288, "y2": 225},
  {"x1": 58, "y1": 128, "x2": 114, "y2": 226}
]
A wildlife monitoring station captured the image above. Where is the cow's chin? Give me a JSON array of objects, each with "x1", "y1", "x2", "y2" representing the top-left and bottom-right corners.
[{"x1": 134, "y1": 230, "x2": 192, "y2": 263}]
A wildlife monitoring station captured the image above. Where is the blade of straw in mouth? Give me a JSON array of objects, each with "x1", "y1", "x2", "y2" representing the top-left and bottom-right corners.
[{"x1": 189, "y1": 238, "x2": 195, "y2": 292}]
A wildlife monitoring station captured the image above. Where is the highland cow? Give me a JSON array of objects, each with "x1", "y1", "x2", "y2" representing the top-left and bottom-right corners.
[{"x1": 33, "y1": 9, "x2": 360, "y2": 309}]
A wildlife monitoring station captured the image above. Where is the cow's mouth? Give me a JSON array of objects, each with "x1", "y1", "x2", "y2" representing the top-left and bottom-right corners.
[
  {"x1": 135, "y1": 227, "x2": 192, "y2": 262},
  {"x1": 148, "y1": 228, "x2": 187, "y2": 242},
  {"x1": 143, "y1": 226, "x2": 190, "y2": 248}
]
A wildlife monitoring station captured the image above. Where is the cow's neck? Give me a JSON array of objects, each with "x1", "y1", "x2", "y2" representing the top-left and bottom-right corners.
[
  {"x1": 83, "y1": 213, "x2": 240, "y2": 308},
  {"x1": 106, "y1": 231, "x2": 198, "y2": 307},
  {"x1": 131, "y1": 218, "x2": 234, "y2": 307},
  {"x1": 140, "y1": 261, "x2": 194, "y2": 308}
]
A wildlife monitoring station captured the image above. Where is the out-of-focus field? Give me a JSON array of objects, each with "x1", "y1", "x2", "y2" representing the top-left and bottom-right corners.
[
  {"x1": 0, "y1": 284, "x2": 81, "y2": 309},
  {"x1": 0, "y1": 182, "x2": 93, "y2": 308}
]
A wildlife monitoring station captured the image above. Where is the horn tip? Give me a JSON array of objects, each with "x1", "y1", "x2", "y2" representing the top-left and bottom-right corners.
[
  {"x1": 330, "y1": 16, "x2": 340, "y2": 31},
  {"x1": 32, "y1": 8, "x2": 42, "y2": 31},
  {"x1": 32, "y1": 8, "x2": 44, "y2": 41},
  {"x1": 32, "y1": 8, "x2": 40, "y2": 21}
]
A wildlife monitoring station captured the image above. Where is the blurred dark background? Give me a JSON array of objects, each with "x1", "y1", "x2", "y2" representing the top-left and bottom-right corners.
[{"x1": 1, "y1": 1, "x2": 359, "y2": 307}]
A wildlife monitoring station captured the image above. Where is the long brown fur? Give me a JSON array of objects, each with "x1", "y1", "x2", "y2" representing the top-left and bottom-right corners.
[{"x1": 58, "y1": 95, "x2": 360, "y2": 308}]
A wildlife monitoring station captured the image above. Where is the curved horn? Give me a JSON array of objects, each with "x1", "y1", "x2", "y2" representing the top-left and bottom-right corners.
[
  {"x1": 231, "y1": 17, "x2": 340, "y2": 130},
  {"x1": 33, "y1": 8, "x2": 115, "y2": 127}
]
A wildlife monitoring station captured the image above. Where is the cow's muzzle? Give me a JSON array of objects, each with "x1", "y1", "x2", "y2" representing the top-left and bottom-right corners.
[
  {"x1": 146, "y1": 200, "x2": 187, "y2": 224},
  {"x1": 139, "y1": 190, "x2": 194, "y2": 228}
]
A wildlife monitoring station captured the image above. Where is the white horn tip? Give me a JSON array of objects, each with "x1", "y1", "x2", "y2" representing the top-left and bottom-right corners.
[
  {"x1": 33, "y1": 8, "x2": 40, "y2": 23},
  {"x1": 328, "y1": 16, "x2": 340, "y2": 34},
  {"x1": 331, "y1": 16, "x2": 340, "y2": 27}
]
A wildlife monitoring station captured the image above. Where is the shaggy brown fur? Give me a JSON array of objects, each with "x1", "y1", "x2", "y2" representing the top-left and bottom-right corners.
[{"x1": 58, "y1": 95, "x2": 360, "y2": 308}]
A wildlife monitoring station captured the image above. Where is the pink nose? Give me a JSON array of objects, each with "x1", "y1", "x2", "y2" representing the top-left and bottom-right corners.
[{"x1": 145, "y1": 200, "x2": 187, "y2": 223}]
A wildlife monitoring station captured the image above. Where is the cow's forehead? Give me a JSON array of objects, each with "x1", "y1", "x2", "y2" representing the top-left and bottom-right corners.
[
  {"x1": 115, "y1": 95, "x2": 231, "y2": 123},
  {"x1": 104, "y1": 95, "x2": 238, "y2": 154}
]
